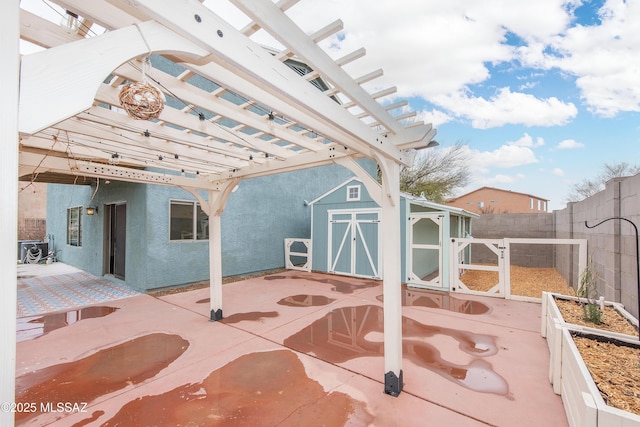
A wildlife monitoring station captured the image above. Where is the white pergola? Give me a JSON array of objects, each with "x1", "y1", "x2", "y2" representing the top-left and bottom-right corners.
[{"x1": 2, "y1": 0, "x2": 437, "y2": 416}]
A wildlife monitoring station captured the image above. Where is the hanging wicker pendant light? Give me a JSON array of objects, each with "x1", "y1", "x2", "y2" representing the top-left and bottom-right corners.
[{"x1": 119, "y1": 57, "x2": 165, "y2": 120}]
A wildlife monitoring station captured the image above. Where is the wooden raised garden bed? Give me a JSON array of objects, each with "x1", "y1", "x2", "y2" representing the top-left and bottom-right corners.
[
  {"x1": 541, "y1": 292, "x2": 639, "y2": 394},
  {"x1": 560, "y1": 328, "x2": 640, "y2": 427}
]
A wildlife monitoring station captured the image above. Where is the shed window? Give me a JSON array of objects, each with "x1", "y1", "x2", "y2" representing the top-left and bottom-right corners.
[
  {"x1": 170, "y1": 201, "x2": 209, "y2": 241},
  {"x1": 347, "y1": 185, "x2": 361, "y2": 201},
  {"x1": 67, "y1": 206, "x2": 82, "y2": 247}
]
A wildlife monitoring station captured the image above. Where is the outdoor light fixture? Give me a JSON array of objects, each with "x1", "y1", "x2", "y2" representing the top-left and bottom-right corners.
[{"x1": 85, "y1": 206, "x2": 98, "y2": 215}]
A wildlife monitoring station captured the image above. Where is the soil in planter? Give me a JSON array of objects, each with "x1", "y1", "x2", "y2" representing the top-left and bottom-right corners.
[
  {"x1": 459, "y1": 265, "x2": 574, "y2": 298},
  {"x1": 573, "y1": 335, "x2": 640, "y2": 416},
  {"x1": 555, "y1": 298, "x2": 638, "y2": 336}
]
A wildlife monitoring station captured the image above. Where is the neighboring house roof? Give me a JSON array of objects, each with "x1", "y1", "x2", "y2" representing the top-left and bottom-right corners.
[{"x1": 447, "y1": 186, "x2": 549, "y2": 203}]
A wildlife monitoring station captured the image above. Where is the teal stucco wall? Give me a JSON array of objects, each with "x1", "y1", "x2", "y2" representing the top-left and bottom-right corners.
[{"x1": 46, "y1": 160, "x2": 377, "y2": 291}]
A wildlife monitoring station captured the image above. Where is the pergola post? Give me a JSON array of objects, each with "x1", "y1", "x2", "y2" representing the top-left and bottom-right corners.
[
  {"x1": 209, "y1": 211, "x2": 223, "y2": 321},
  {"x1": 204, "y1": 181, "x2": 239, "y2": 321},
  {"x1": 378, "y1": 156, "x2": 404, "y2": 396},
  {"x1": 1, "y1": 0, "x2": 19, "y2": 424}
]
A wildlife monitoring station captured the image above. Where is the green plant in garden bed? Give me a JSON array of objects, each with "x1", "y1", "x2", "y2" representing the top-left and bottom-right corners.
[{"x1": 576, "y1": 260, "x2": 602, "y2": 325}]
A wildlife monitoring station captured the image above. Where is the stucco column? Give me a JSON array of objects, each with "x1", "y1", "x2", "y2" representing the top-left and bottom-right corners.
[
  {"x1": 379, "y1": 157, "x2": 403, "y2": 396},
  {"x1": 1, "y1": 0, "x2": 19, "y2": 424}
]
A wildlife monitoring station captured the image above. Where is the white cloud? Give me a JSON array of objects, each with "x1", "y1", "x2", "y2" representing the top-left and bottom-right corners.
[
  {"x1": 552, "y1": 168, "x2": 565, "y2": 176},
  {"x1": 518, "y1": 0, "x2": 640, "y2": 117},
  {"x1": 461, "y1": 139, "x2": 539, "y2": 174},
  {"x1": 512, "y1": 133, "x2": 544, "y2": 148},
  {"x1": 556, "y1": 139, "x2": 584, "y2": 149},
  {"x1": 416, "y1": 109, "x2": 453, "y2": 127},
  {"x1": 486, "y1": 173, "x2": 526, "y2": 185},
  {"x1": 433, "y1": 88, "x2": 577, "y2": 128}
]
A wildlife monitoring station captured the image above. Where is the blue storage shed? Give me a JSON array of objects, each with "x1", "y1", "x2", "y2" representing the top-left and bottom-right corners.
[{"x1": 309, "y1": 177, "x2": 478, "y2": 290}]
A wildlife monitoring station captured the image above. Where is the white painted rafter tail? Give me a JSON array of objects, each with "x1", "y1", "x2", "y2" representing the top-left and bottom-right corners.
[{"x1": 19, "y1": 20, "x2": 209, "y2": 134}]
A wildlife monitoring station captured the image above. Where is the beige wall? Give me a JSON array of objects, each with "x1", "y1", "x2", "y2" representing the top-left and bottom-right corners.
[
  {"x1": 18, "y1": 182, "x2": 47, "y2": 241},
  {"x1": 448, "y1": 188, "x2": 548, "y2": 214}
]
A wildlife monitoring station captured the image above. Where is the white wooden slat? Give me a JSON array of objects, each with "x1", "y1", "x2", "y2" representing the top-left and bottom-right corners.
[
  {"x1": 275, "y1": 19, "x2": 344, "y2": 61},
  {"x1": 231, "y1": 0, "x2": 404, "y2": 135},
  {"x1": 19, "y1": 20, "x2": 209, "y2": 134},
  {"x1": 20, "y1": 10, "x2": 83, "y2": 48},
  {"x1": 240, "y1": 0, "x2": 300, "y2": 36},
  {"x1": 107, "y1": 61, "x2": 324, "y2": 155},
  {"x1": 132, "y1": 0, "x2": 407, "y2": 162}
]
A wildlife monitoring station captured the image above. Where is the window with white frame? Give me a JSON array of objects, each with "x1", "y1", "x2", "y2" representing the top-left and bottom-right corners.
[
  {"x1": 346, "y1": 185, "x2": 361, "y2": 201},
  {"x1": 170, "y1": 200, "x2": 209, "y2": 241},
  {"x1": 67, "y1": 206, "x2": 82, "y2": 247}
]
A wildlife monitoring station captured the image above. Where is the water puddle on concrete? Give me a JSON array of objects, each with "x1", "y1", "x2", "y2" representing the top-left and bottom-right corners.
[
  {"x1": 376, "y1": 287, "x2": 491, "y2": 315},
  {"x1": 277, "y1": 294, "x2": 336, "y2": 307},
  {"x1": 264, "y1": 274, "x2": 379, "y2": 294},
  {"x1": 15, "y1": 333, "x2": 189, "y2": 425},
  {"x1": 16, "y1": 306, "x2": 118, "y2": 342},
  {"x1": 284, "y1": 305, "x2": 509, "y2": 396},
  {"x1": 221, "y1": 311, "x2": 279, "y2": 324},
  {"x1": 98, "y1": 349, "x2": 373, "y2": 426}
]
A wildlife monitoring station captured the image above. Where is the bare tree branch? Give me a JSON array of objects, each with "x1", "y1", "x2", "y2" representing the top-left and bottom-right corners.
[{"x1": 400, "y1": 142, "x2": 470, "y2": 203}]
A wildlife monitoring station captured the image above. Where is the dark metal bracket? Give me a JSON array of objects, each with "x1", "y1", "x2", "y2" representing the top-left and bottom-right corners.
[
  {"x1": 384, "y1": 370, "x2": 403, "y2": 397},
  {"x1": 210, "y1": 309, "x2": 223, "y2": 322}
]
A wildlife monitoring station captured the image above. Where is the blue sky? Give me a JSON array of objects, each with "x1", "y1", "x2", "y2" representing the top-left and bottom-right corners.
[
  {"x1": 237, "y1": 0, "x2": 639, "y2": 210},
  {"x1": 23, "y1": 0, "x2": 639, "y2": 210}
]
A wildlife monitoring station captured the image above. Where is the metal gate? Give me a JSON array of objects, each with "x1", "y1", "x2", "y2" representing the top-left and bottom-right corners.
[
  {"x1": 407, "y1": 213, "x2": 444, "y2": 289},
  {"x1": 451, "y1": 238, "x2": 506, "y2": 298},
  {"x1": 328, "y1": 209, "x2": 380, "y2": 279}
]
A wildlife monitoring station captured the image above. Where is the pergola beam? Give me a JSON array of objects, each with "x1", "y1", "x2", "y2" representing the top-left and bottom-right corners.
[{"x1": 130, "y1": 0, "x2": 407, "y2": 164}]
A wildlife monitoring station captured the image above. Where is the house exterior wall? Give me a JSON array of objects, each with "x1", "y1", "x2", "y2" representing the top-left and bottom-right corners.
[
  {"x1": 18, "y1": 182, "x2": 47, "y2": 241},
  {"x1": 46, "y1": 161, "x2": 375, "y2": 291},
  {"x1": 447, "y1": 187, "x2": 548, "y2": 214}
]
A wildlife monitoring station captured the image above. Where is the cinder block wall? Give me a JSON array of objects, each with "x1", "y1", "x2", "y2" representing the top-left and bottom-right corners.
[
  {"x1": 470, "y1": 213, "x2": 555, "y2": 267},
  {"x1": 470, "y1": 173, "x2": 640, "y2": 318}
]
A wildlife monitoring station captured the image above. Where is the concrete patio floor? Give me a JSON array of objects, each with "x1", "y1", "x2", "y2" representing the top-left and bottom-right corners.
[{"x1": 15, "y1": 265, "x2": 568, "y2": 426}]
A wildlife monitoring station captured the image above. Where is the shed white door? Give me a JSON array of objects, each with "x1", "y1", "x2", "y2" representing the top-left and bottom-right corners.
[
  {"x1": 408, "y1": 213, "x2": 444, "y2": 289},
  {"x1": 328, "y1": 210, "x2": 380, "y2": 279}
]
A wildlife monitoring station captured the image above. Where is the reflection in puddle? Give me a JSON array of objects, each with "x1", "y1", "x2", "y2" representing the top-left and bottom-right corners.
[
  {"x1": 264, "y1": 274, "x2": 379, "y2": 294},
  {"x1": 15, "y1": 333, "x2": 189, "y2": 424},
  {"x1": 277, "y1": 294, "x2": 335, "y2": 307},
  {"x1": 221, "y1": 311, "x2": 279, "y2": 324},
  {"x1": 16, "y1": 306, "x2": 118, "y2": 342},
  {"x1": 102, "y1": 350, "x2": 373, "y2": 426},
  {"x1": 376, "y1": 287, "x2": 491, "y2": 315},
  {"x1": 284, "y1": 305, "x2": 509, "y2": 396}
]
